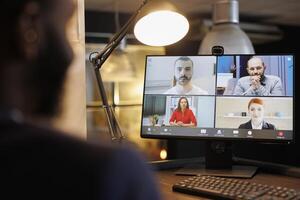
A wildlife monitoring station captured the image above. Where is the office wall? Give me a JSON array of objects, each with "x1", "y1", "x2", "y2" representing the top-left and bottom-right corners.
[{"x1": 53, "y1": 0, "x2": 86, "y2": 139}]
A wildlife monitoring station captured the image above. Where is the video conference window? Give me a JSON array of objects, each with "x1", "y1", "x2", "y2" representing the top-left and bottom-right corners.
[
  {"x1": 215, "y1": 97, "x2": 293, "y2": 131},
  {"x1": 141, "y1": 55, "x2": 294, "y2": 141},
  {"x1": 142, "y1": 95, "x2": 215, "y2": 128},
  {"x1": 217, "y1": 55, "x2": 293, "y2": 96},
  {"x1": 144, "y1": 56, "x2": 216, "y2": 95}
]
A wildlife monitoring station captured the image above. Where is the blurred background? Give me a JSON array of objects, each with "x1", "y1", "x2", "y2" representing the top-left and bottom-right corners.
[{"x1": 84, "y1": 0, "x2": 300, "y2": 164}]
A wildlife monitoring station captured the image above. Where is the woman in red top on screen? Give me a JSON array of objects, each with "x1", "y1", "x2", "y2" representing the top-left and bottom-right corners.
[{"x1": 169, "y1": 97, "x2": 197, "y2": 127}]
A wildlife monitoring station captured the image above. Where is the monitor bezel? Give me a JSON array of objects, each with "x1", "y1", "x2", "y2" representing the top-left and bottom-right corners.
[{"x1": 140, "y1": 54, "x2": 295, "y2": 144}]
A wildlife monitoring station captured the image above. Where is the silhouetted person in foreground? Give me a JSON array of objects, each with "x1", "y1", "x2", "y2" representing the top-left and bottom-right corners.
[{"x1": 0, "y1": 0, "x2": 161, "y2": 199}]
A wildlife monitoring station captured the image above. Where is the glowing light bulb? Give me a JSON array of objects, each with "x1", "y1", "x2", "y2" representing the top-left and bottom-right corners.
[
  {"x1": 134, "y1": 11, "x2": 189, "y2": 46},
  {"x1": 160, "y1": 149, "x2": 168, "y2": 160}
]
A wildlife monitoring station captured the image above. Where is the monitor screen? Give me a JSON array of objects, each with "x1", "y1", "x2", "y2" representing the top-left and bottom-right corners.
[{"x1": 141, "y1": 55, "x2": 294, "y2": 142}]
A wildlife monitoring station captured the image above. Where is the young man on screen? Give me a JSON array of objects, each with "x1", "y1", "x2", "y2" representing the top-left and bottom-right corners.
[{"x1": 164, "y1": 56, "x2": 208, "y2": 95}]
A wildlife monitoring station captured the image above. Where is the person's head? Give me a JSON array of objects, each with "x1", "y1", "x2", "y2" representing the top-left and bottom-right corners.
[
  {"x1": 247, "y1": 98, "x2": 264, "y2": 123},
  {"x1": 0, "y1": 0, "x2": 75, "y2": 118},
  {"x1": 246, "y1": 57, "x2": 265, "y2": 76},
  {"x1": 176, "y1": 97, "x2": 189, "y2": 112},
  {"x1": 174, "y1": 56, "x2": 194, "y2": 86}
]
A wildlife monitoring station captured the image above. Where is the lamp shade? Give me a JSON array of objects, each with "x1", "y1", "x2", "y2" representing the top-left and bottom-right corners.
[
  {"x1": 199, "y1": 0, "x2": 254, "y2": 54},
  {"x1": 134, "y1": 0, "x2": 189, "y2": 46},
  {"x1": 199, "y1": 23, "x2": 254, "y2": 54}
]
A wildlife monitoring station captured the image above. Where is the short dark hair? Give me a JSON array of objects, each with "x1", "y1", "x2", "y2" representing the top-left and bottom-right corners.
[
  {"x1": 174, "y1": 56, "x2": 193, "y2": 67},
  {"x1": 247, "y1": 56, "x2": 265, "y2": 68}
]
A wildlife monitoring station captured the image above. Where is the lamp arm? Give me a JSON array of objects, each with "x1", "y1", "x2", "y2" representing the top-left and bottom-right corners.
[
  {"x1": 88, "y1": 0, "x2": 148, "y2": 141},
  {"x1": 89, "y1": 0, "x2": 147, "y2": 70}
]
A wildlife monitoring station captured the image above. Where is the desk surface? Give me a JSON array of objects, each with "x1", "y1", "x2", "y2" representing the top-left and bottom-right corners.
[{"x1": 156, "y1": 169, "x2": 300, "y2": 200}]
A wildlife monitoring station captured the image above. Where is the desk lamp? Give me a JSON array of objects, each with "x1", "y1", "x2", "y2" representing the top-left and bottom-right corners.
[{"x1": 89, "y1": 0, "x2": 189, "y2": 141}]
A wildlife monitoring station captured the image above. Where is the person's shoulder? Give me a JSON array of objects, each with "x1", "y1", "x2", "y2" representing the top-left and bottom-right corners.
[
  {"x1": 191, "y1": 85, "x2": 208, "y2": 94},
  {"x1": 263, "y1": 121, "x2": 276, "y2": 130},
  {"x1": 1, "y1": 122, "x2": 161, "y2": 200},
  {"x1": 238, "y1": 76, "x2": 250, "y2": 82},
  {"x1": 173, "y1": 108, "x2": 179, "y2": 113},
  {"x1": 103, "y1": 145, "x2": 161, "y2": 200},
  {"x1": 5, "y1": 122, "x2": 117, "y2": 160},
  {"x1": 265, "y1": 75, "x2": 281, "y2": 81},
  {"x1": 238, "y1": 123, "x2": 246, "y2": 129},
  {"x1": 7, "y1": 122, "x2": 154, "y2": 176},
  {"x1": 3, "y1": 122, "x2": 151, "y2": 166},
  {"x1": 164, "y1": 87, "x2": 177, "y2": 94},
  {"x1": 187, "y1": 108, "x2": 195, "y2": 114},
  {"x1": 239, "y1": 120, "x2": 251, "y2": 129}
]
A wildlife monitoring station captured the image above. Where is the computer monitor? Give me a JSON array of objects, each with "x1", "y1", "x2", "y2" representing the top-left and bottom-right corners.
[{"x1": 141, "y1": 55, "x2": 294, "y2": 177}]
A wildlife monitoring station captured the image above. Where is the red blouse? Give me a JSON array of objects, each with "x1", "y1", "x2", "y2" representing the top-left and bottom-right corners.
[{"x1": 169, "y1": 108, "x2": 197, "y2": 126}]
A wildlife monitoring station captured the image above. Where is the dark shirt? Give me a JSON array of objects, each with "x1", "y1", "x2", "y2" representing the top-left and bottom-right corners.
[
  {"x1": 238, "y1": 120, "x2": 276, "y2": 130},
  {"x1": 0, "y1": 119, "x2": 161, "y2": 200}
]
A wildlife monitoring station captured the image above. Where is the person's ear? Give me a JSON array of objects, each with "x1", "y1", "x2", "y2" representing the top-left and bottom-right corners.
[
  {"x1": 173, "y1": 76, "x2": 176, "y2": 86},
  {"x1": 246, "y1": 67, "x2": 250, "y2": 74},
  {"x1": 18, "y1": 1, "x2": 42, "y2": 61}
]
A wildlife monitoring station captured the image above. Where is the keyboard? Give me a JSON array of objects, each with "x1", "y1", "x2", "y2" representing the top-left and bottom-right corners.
[{"x1": 173, "y1": 175, "x2": 300, "y2": 199}]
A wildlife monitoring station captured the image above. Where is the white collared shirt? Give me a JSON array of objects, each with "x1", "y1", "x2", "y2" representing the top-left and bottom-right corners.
[{"x1": 251, "y1": 121, "x2": 263, "y2": 129}]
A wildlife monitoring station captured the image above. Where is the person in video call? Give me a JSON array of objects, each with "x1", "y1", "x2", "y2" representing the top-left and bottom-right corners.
[
  {"x1": 169, "y1": 97, "x2": 197, "y2": 127},
  {"x1": 164, "y1": 56, "x2": 208, "y2": 95},
  {"x1": 239, "y1": 98, "x2": 276, "y2": 130},
  {"x1": 0, "y1": 0, "x2": 161, "y2": 199},
  {"x1": 234, "y1": 57, "x2": 283, "y2": 96}
]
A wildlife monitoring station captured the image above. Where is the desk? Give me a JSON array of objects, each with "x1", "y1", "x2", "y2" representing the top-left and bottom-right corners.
[{"x1": 156, "y1": 169, "x2": 300, "y2": 200}]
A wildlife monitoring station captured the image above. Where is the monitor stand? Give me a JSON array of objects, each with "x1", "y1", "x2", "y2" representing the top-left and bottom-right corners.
[{"x1": 175, "y1": 141, "x2": 257, "y2": 178}]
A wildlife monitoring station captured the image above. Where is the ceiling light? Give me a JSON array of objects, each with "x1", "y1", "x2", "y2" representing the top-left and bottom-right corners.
[{"x1": 199, "y1": 0, "x2": 254, "y2": 54}]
